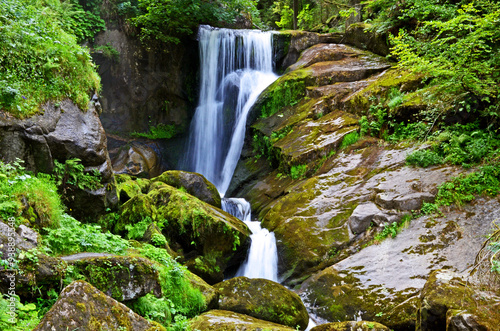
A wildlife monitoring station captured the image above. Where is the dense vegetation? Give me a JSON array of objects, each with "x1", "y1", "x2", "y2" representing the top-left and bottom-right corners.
[{"x1": 0, "y1": 0, "x2": 100, "y2": 117}]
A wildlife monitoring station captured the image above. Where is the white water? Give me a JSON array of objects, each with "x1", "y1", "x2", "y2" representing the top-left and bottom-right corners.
[
  {"x1": 222, "y1": 198, "x2": 279, "y2": 282},
  {"x1": 185, "y1": 25, "x2": 278, "y2": 196},
  {"x1": 184, "y1": 25, "x2": 279, "y2": 281}
]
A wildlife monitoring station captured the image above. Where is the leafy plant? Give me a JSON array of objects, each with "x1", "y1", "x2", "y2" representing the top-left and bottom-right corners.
[
  {"x1": 43, "y1": 214, "x2": 130, "y2": 255},
  {"x1": 290, "y1": 164, "x2": 308, "y2": 180},
  {"x1": 125, "y1": 217, "x2": 153, "y2": 240},
  {"x1": 94, "y1": 43, "x2": 120, "y2": 62},
  {"x1": 53, "y1": 158, "x2": 102, "y2": 194},
  {"x1": 0, "y1": 294, "x2": 40, "y2": 331},
  {"x1": 374, "y1": 214, "x2": 412, "y2": 242},
  {"x1": 131, "y1": 123, "x2": 179, "y2": 140},
  {"x1": 340, "y1": 131, "x2": 360, "y2": 149},
  {"x1": 406, "y1": 149, "x2": 443, "y2": 168}
]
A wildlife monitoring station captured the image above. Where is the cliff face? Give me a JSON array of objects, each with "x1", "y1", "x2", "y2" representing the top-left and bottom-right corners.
[{"x1": 92, "y1": 19, "x2": 199, "y2": 137}]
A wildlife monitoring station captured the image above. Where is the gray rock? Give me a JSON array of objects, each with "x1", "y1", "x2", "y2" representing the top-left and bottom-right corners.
[
  {"x1": 348, "y1": 202, "x2": 387, "y2": 234},
  {"x1": 16, "y1": 225, "x2": 39, "y2": 246},
  {"x1": 0, "y1": 221, "x2": 35, "y2": 261},
  {"x1": 112, "y1": 142, "x2": 162, "y2": 178},
  {"x1": 311, "y1": 321, "x2": 390, "y2": 331},
  {"x1": 190, "y1": 310, "x2": 295, "y2": 331},
  {"x1": 376, "y1": 192, "x2": 435, "y2": 211},
  {"x1": 0, "y1": 100, "x2": 117, "y2": 219},
  {"x1": 33, "y1": 280, "x2": 164, "y2": 330}
]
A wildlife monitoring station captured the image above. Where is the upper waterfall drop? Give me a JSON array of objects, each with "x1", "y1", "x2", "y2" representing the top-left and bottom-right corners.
[{"x1": 184, "y1": 25, "x2": 278, "y2": 196}]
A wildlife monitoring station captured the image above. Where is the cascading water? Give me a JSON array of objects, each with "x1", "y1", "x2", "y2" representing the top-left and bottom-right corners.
[{"x1": 184, "y1": 25, "x2": 279, "y2": 280}]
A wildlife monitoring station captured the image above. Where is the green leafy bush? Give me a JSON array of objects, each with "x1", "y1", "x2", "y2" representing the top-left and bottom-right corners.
[
  {"x1": 0, "y1": 160, "x2": 63, "y2": 228},
  {"x1": 0, "y1": 294, "x2": 40, "y2": 331},
  {"x1": 0, "y1": 0, "x2": 100, "y2": 117},
  {"x1": 131, "y1": 0, "x2": 259, "y2": 45},
  {"x1": 290, "y1": 164, "x2": 308, "y2": 179},
  {"x1": 340, "y1": 131, "x2": 360, "y2": 149},
  {"x1": 131, "y1": 123, "x2": 179, "y2": 140},
  {"x1": 406, "y1": 149, "x2": 443, "y2": 168},
  {"x1": 44, "y1": 214, "x2": 130, "y2": 255}
]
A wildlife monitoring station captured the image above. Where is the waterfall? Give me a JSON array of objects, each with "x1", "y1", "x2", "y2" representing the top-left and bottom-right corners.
[
  {"x1": 184, "y1": 25, "x2": 279, "y2": 281},
  {"x1": 185, "y1": 25, "x2": 278, "y2": 196},
  {"x1": 223, "y1": 198, "x2": 279, "y2": 282}
]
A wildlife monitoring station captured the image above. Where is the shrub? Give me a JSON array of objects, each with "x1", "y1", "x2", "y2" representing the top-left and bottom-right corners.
[{"x1": 406, "y1": 149, "x2": 443, "y2": 168}]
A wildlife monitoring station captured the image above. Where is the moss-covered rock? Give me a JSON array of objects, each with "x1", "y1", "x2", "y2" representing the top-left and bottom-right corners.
[
  {"x1": 215, "y1": 277, "x2": 309, "y2": 330},
  {"x1": 66, "y1": 255, "x2": 162, "y2": 301},
  {"x1": 33, "y1": 280, "x2": 165, "y2": 330},
  {"x1": 417, "y1": 269, "x2": 500, "y2": 331},
  {"x1": 116, "y1": 175, "x2": 151, "y2": 203},
  {"x1": 117, "y1": 184, "x2": 250, "y2": 284},
  {"x1": 310, "y1": 321, "x2": 391, "y2": 331},
  {"x1": 189, "y1": 309, "x2": 296, "y2": 331},
  {"x1": 152, "y1": 170, "x2": 221, "y2": 208},
  {"x1": 186, "y1": 271, "x2": 220, "y2": 310}
]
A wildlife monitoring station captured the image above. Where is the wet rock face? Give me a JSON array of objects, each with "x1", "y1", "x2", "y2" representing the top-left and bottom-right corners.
[
  {"x1": 215, "y1": 276, "x2": 309, "y2": 330},
  {"x1": 299, "y1": 198, "x2": 500, "y2": 330},
  {"x1": 92, "y1": 23, "x2": 197, "y2": 137},
  {"x1": 33, "y1": 280, "x2": 165, "y2": 331},
  {"x1": 189, "y1": 310, "x2": 296, "y2": 331},
  {"x1": 112, "y1": 141, "x2": 163, "y2": 178},
  {"x1": 0, "y1": 100, "x2": 117, "y2": 218}
]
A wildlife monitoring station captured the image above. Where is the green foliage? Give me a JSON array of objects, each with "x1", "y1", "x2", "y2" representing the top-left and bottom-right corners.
[
  {"x1": 151, "y1": 232, "x2": 168, "y2": 247},
  {"x1": 274, "y1": 2, "x2": 293, "y2": 29},
  {"x1": 0, "y1": 294, "x2": 40, "y2": 331},
  {"x1": 62, "y1": 0, "x2": 106, "y2": 43},
  {"x1": 125, "y1": 217, "x2": 152, "y2": 240},
  {"x1": 131, "y1": 123, "x2": 179, "y2": 140},
  {"x1": 290, "y1": 164, "x2": 308, "y2": 179},
  {"x1": 43, "y1": 214, "x2": 130, "y2": 255},
  {"x1": 388, "y1": 1, "x2": 500, "y2": 117},
  {"x1": 0, "y1": 159, "x2": 63, "y2": 228},
  {"x1": 0, "y1": 0, "x2": 101, "y2": 117},
  {"x1": 386, "y1": 121, "x2": 430, "y2": 142},
  {"x1": 136, "y1": 244, "x2": 205, "y2": 319},
  {"x1": 374, "y1": 214, "x2": 412, "y2": 242},
  {"x1": 340, "y1": 131, "x2": 360, "y2": 149},
  {"x1": 260, "y1": 80, "x2": 305, "y2": 118},
  {"x1": 127, "y1": 293, "x2": 172, "y2": 325},
  {"x1": 94, "y1": 43, "x2": 120, "y2": 62},
  {"x1": 408, "y1": 123, "x2": 500, "y2": 168},
  {"x1": 132, "y1": 0, "x2": 259, "y2": 45},
  {"x1": 53, "y1": 158, "x2": 102, "y2": 192},
  {"x1": 406, "y1": 149, "x2": 443, "y2": 168}
]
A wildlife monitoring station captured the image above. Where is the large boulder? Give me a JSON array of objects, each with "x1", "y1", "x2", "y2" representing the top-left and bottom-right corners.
[
  {"x1": 152, "y1": 170, "x2": 222, "y2": 208},
  {"x1": 33, "y1": 280, "x2": 165, "y2": 330},
  {"x1": 0, "y1": 99, "x2": 117, "y2": 219},
  {"x1": 63, "y1": 255, "x2": 162, "y2": 301},
  {"x1": 417, "y1": 270, "x2": 500, "y2": 331},
  {"x1": 117, "y1": 184, "x2": 250, "y2": 283},
  {"x1": 189, "y1": 310, "x2": 296, "y2": 331},
  {"x1": 215, "y1": 277, "x2": 309, "y2": 330}
]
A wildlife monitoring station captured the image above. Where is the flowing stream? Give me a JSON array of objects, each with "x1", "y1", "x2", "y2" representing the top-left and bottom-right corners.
[{"x1": 184, "y1": 25, "x2": 279, "y2": 280}]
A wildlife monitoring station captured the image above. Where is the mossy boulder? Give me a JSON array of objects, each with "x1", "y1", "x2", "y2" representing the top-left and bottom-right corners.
[
  {"x1": 186, "y1": 271, "x2": 220, "y2": 310},
  {"x1": 152, "y1": 170, "x2": 221, "y2": 208},
  {"x1": 33, "y1": 280, "x2": 165, "y2": 331},
  {"x1": 417, "y1": 269, "x2": 500, "y2": 331},
  {"x1": 310, "y1": 321, "x2": 390, "y2": 331},
  {"x1": 66, "y1": 255, "x2": 162, "y2": 301},
  {"x1": 189, "y1": 309, "x2": 296, "y2": 331},
  {"x1": 117, "y1": 184, "x2": 250, "y2": 283},
  {"x1": 0, "y1": 251, "x2": 67, "y2": 299},
  {"x1": 116, "y1": 175, "x2": 151, "y2": 203},
  {"x1": 215, "y1": 277, "x2": 309, "y2": 330}
]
